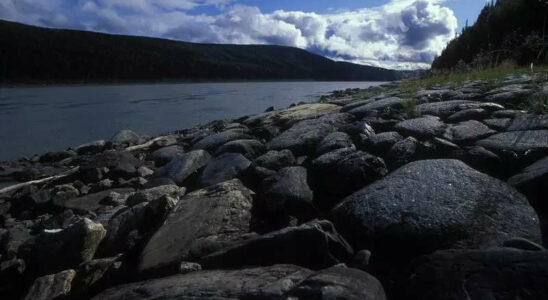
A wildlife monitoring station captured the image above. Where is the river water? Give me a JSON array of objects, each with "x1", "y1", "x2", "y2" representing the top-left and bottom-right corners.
[{"x1": 0, "y1": 81, "x2": 384, "y2": 161}]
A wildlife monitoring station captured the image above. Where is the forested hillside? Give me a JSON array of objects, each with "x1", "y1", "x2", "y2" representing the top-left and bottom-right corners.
[
  {"x1": 432, "y1": 0, "x2": 548, "y2": 70},
  {"x1": 0, "y1": 20, "x2": 399, "y2": 84}
]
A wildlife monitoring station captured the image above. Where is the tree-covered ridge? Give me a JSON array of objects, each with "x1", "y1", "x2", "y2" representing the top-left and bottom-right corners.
[
  {"x1": 432, "y1": 0, "x2": 548, "y2": 70},
  {"x1": 0, "y1": 19, "x2": 399, "y2": 84}
]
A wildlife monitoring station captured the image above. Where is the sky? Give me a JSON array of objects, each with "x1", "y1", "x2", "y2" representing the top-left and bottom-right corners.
[{"x1": 0, "y1": 0, "x2": 489, "y2": 70}]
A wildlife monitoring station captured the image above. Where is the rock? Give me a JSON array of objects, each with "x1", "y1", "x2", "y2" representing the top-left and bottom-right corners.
[
  {"x1": 259, "y1": 166, "x2": 314, "y2": 217},
  {"x1": 139, "y1": 179, "x2": 253, "y2": 274},
  {"x1": 110, "y1": 130, "x2": 140, "y2": 146},
  {"x1": 350, "y1": 249, "x2": 372, "y2": 271},
  {"x1": 477, "y1": 130, "x2": 548, "y2": 153},
  {"x1": 483, "y1": 118, "x2": 511, "y2": 130},
  {"x1": 347, "y1": 97, "x2": 412, "y2": 116},
  {"x1": 178, "y1": 262, "x2": 202, "y2": 274},
  {"x1": 126, "y1": 184, "x2": 185, "y2": 206},
  {"x1": 214, "y1": 139, "x2": 266, "y2": 159},
  {"x1": 254, "y1": 149, "x2": 296, "y2": 171},
  {"x1": 447, "y1": 108, "x2": 489, "y2": 122},
  {"x1": 200, "y1": 220, "x2": 353, "y2": 270},
  {"x1": 2, "y1": 222, "x2": 32, "y2": 257},
  {"x1": 492, "y1": 109, "x2": 526, "y2": 118},
  {"x1": 443, "y1": 120, "x2": 496, "y2": 144},
  {"x1": 406, "y1": 248, "x2": 548, "y2": 300},
  {"x1": 362, "y1": 132, "x2": 404, "y2": 155},
  {"x1": 191, "y1": 129, "x2": 251, "y2": 152},
  {"x1": 485, "y1": 89, "x2": 533, "y2": 104},
  {"x1": 198, "y1": 153, "x2": 251, "y2": 187},
  {"x1": 316, "y1": 132, "x2": 354, "y2": 155},
  {"x1": 23, "y1": 269, "x2": 76, "y2": 300},
  {"x1": 417, "y1": 100, "x2": 503, "y2": 118},
  {"x1": 312, "y1": 148, "x2": 388, "y2": 208},
  {"x1": 71, "y1": 256, "x2": 124, "y2": 298},
  {"x1": 287, "y1": 265, "x2": 387, "y2": 300},
  {"x1": 503, "y1": 237, "x2": 544, "y2": 251},
  {"x1": 149, "y1": 145, "x2": 184, "y2": 166},
  {"x1": 93, "y1": 264, "x2": 314, "y2": 300},
  {"x1": 386, "y1": 136, "x2": 420, "y2": 169},
  {"x1": 244, "y1": 103, "x2": 341, "y2": 128},
  {"x1": 76, "y1": 140, "x2": 105, "y2": 155},
  {"x1": 394, "y1": 116, "x2": 446, "y2": 139},
  {"x1": 455, "y1": 146, "x2": 503, "y2": 177},
  {"x1": 52, "y1": 184, "x2": 80, "y2": 206},
  {"x1": 508, "y1": 156, "x2": 548, "y2": 246},
  {"x1": 111, "y1": 162, "x2": 136, "y2": 179},
  {"x1": 339, "y1": 121, "x2": 375, "y2": 139},
  {"x1": 39, "y1": 150, "x2": 76, "y2": 163},
  {"x1": 267, "y1": 113, "x2": 351, "y2": 155},
  {"x1": 0, "y1": 258, "x2": 26, "y2": 299},
  {"x1": 264, "y1": 106, "x2": 274, "y2": 112},
  {"x1": 153, "y1": 150, "x2": 211, "y2": 185},
  {"x1": 330, "y1": 159, "x2": 541, "y2": 259},
  {"x1": 507, "y1": 114, "x2": 548, "y2": 131},
  {"x1": 136, "y1": 166, "x2": 153, "y2": 177},
  {"x1": 22, "y1": 218, "x2": 106, "y2": 275},
  {"x1": 54, "y1": 188, "x2": 135, "y2": 212}
]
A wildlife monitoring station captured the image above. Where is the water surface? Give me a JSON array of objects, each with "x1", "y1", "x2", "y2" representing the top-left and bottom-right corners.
[{"x1": 0, "y1": 81, "x2": 384, "y2": 161}]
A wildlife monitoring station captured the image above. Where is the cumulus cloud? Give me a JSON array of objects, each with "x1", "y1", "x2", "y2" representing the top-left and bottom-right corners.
[{"x1": 0, "y1": 0, "x2": 457, "y2": 69}]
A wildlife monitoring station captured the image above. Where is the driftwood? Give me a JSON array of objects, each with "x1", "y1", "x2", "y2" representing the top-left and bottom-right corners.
[{"x1": 0, "y1": 166, "x2": 80, "y2": 195}]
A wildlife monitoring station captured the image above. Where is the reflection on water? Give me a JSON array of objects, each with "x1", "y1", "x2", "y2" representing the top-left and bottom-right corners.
[{"x1": 0, "y1": 81, "x2": 384, "y2": 161}]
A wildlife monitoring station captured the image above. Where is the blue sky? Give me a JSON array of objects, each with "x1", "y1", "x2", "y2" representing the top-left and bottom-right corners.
[{"x1": 0, "y1": 0, "x2": 489, "y2": 69}]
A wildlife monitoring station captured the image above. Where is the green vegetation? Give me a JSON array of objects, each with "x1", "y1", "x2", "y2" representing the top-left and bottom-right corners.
[{"x1": 0, "y1": 19, "x2": 400, "y2": 84}]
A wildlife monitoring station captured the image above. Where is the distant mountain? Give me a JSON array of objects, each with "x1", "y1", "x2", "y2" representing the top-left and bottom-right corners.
[
  {"x1": 0, "y1": 20, "x2": 400, "y2": 84},
  {"x1": 432, "y1": 0, "x2": 548, "y2": 70}
]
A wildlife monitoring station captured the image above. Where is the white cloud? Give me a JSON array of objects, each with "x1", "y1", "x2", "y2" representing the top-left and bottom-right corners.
[{"x1": 0, "y1": 0, "x2": 457, "y2": 69}]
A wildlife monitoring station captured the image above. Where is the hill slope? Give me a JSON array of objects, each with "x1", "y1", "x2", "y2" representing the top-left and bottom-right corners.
[
  {"x1": 0, "y1": 20, "x2": 399, "y2": 83},
  {"x1": 432, "y1": 0, "x2": 548, "y2": 70}
]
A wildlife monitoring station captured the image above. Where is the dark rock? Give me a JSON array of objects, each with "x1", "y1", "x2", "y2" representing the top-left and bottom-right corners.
[
  {"x1": 362, "y1": 117, "x2": 399, "y2": 132},
  {"x1": 153, "y1": 150, "x2": 211, "y2": 185},
  {"x1": 253, "y1": 150, "x2": 295, "y2": 171},
  {"x1": 76, "y1": 140, "x2": 106, "y2": 155},
  {"x1": 330, "y1": 159, "x2": 541, "y2": 259},
  {"x1": 22, "y1": 269, "x2": 75, "y2": 300},
  {"x1": 54, "y1": 188, "x2": 134, "y2": 212},
  {"x1": 178, "y1": 262, "x2": 202, "y2": 274},
  {"x1": 214, "y1": 139, "x2": 266, "y2": 159},
  {"x1": 447, "y1": 108, "x2": 489, "y2": 122},
  {"x1": 455, "y1": 146, "x2": 503, "y2": 177},
  {"x1": 52, "y1": 184, "x2": 80, "y2": 206},
  {"x1": 191, "y1": 129, "x2": 251, "y2": 152},
  {"x1": 485, "y1": 89, "x2": 533, "y2": 104},
  {"x1": 259, "y1": 166, "x2": 314, "y2": 217},
  {"x1": 126, "y1": 184, "x2": 185, "y2": 206},
  {"x1": 415, "y1": 89, "x2": 461, "y2": 101},
  {"x1": 287, "y1": 265, "x2": 387, "y2": 300},
  {"x1": 201, "y1": 220, "x2": 353, "y2": 270},
  {"x1": 362, "y1": 131, "x2": 404, "y2": 154},
  {"x1": 0, "y1": 258, "x2": 26, "y2": 299},
  {"x1": 443, "y1": 120, "x2": 496, "y2": 144},
  {"x1": 136, "y1": 166, "x2": 153, "y2": 177},
  {"x1": 110, "y1": 130, "x2": 140, "y2": 146},
  {"x1": 39, "y1": 150, "x2": 76, "y2": 163},
  {"x1": 406, "y1": 248, "x2": 548, "y2": 300},
  {"x1": 492, "y1": 109, "x2": 526, "y2": 118},
  {"x1": 21, "y1": 218, "x2": 106, "y2": 275},
  {"x1": 111, "y1": 162, "x2": 136, "y2": 179},
  {"x1": 394, "y1": 116, "x2": 446, "y2": 139},
  {"x1": 350, "y1": 249, "x2": 372, "y2": 271},
  {"x1": 417, "y1": 100, "x2": 503, "y2": 118},
  {"x1": 138, "y1": 179, "x2": 253, "y2": 274},
  {"x1": 477, "y1": 130, "x2": 548, "y2": 153},
  {"x1": 503, "y1": 237, "x2": 544, "y2": 251},
  {"x1": 40, "y1": 210, "x2": 81, "y2": 230},
  {"x1": 198, "y1": 153, "x2": 251, "y2": 187},
  {"x1": 386, "y1": 136, "x2": 420, "y2": 169},
  {"x1": 339, "y1": 121, "x2": 375, "y2": 139},
  {"x1": 264, "y1": 106, "x2": 274, "y2": 112},
  {"x1": 2, "y1": 222, "x2": 32, "y2": 257},
  {"x1": 347, "y1": 97, "x2": 412, "y2": 116},
  {"x1": 316, "y1": 132, "x2": 354, "y2": 155},
  {"x1": 71, "y1": 256, "x2": 124, "y2": 298},
  {"x1": 483, "y1": 118, "x2": 511, "y2": 130},
  {"x1": 507, "y1": 114, "x2": 548, "y2": 131},
  {"x1": 149, "y1": 145, "x2": 184, "y2": 166},
  {"x1": 312, "y1": 148, "x2": 388, "y2": 208}
]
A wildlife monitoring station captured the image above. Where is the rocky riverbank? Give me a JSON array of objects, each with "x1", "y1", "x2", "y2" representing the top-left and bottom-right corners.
[{"x1": 1, "y1": 74, "x2": 548, "y2": 299}]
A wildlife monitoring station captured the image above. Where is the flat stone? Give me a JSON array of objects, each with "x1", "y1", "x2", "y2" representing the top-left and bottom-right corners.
[
  {"x1": 54, "y1": 188, "x2": 135, "y2": 212},
  {"x1": 244, "y1": 103, "x2": 341, "y2": 128},
  {"x1": 198, "y1": 153, "x2": 251, "y2": 187},
  {"x1": 149, "y1": 145, "x2": 185, "y2": 166},
  {"x1": 191, "y1": 129, "x2": 251, "y2": 152},
  {"x1": 316, "y1": 132, "x2": 354, "y2": 155},
  {"x1": 153, "y1": 150, "x2": 211, "y2": 185},
  {"x1": 418, "y1": 100, "x2": 503, "y2": 118},
  {"x1": 507, "y1": 114, "x2": 548, "y2": 131},
  {"x1": 477, "y1": 130, "x2": 548, "y2": 153},
  {"x1": 254, "y1": 150, "x2": 296, "y2": 171},
  {"x1": 443, "y1": 120, "x2": 496, "y2": 143},
  {"x1": 394, "y1": 116, "x2": 446, "y2": 139},
  {"x1": 259, "y1": 166, "x2": 314, "y2": 216},
  {"x1": 23, "y1": 269, "x2": 76, "y2": 300},
  {"x1": 214, "y1": 139, "x2": 266, "y2": 159}
]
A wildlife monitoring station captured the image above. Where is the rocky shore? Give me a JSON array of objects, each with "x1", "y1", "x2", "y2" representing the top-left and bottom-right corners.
[{"x1": 1, "y1": 74, "x2": 548, "y2": 299}]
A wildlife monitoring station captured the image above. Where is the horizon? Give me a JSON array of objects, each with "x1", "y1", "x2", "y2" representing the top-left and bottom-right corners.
[{"x1": 0, "y1": 0, "x2": 488, "y2": 70}]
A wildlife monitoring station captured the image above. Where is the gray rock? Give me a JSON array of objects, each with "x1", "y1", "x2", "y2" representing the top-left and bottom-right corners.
[
  {"x1": 267, "y1": 113, "x2": 351, "y2": 155},
  {"x1": 447, "y1": 108, "x2": 489, "y2": 123},
  {"x1": 363, "y1": 132, "x2": 404, "y2": 154},
  {"x1": 139, "y1": 179, "x2": 253, "y2": 273},
  {"x1": 254, "y1": 149, "x2": 296, "y2": 171},
  {"x1": 201, "y1": 220, "x2": 353, "y2": 270},
  {"x1": 191, "y1": 129, "x2": 251, "y2": 152},
  {"x1": 126, "y1": 184, "x2": 185, "y2": 206},
  {"x1": 330, "y1": 159, "x2": 541, "y2": 257},
  {"x1": 386, "y1": 136, "x2": 420, "y2": 168},
  {"x1": 244, "y1": 103, "x2": 341, "y2": 128},
  {"x1": 443, "y1": 120, "x2": 496, "y2": 143},
  {"x1": 347, "y1": 97, "x2": 412, "y2": 116},
  {"x1": 71, "y1": 256, "x2": 124, "y2": 297},
  {"x1": 477, "y1": 130, "x2": 548, "y2": 153},
  {"x1": 153, "y1": 150, "x2": 211, "y2": 184},
  {"x1": 76, "y1": 140, "x2": 105, "y2": 155},
  {"x1": 22, "y1": 218, "x2": 106, "y2": 275},
  {"x1": 485, "y1": 89, "x2": 533, "y2": 104},
  {"x1": 198, "y1": 153, "x2": 251, "y2": 187},
  {"x1": 394, "y1": 116, "x2": 446, "y2": 139},
  {"x1": 214, "y1": 139, "x2": 266, "y2": 159},
  {"x1": 417, "y1": 100, "x2": 503, "y2": 118},
  {"x1": 415, "y1": 89, "x2": 461, "y2": 102},
  {"x1": 178, "y1": 262, "x2": 202, "y2": 274},
  {"x1": 54, "y1": 188, "x2": 135, "y2": 212},
  {"x1": 492, "y1": 109, "x2": 526, "y2": 118},
  {"x1": 483, "y1": 118, "x2": 511, "y2": 130},
  {"x1": 341, "y1": 99, "x2": 375, "y2": 112},
  {"x1": 110, "y1": 130, "x2": 140, "y2": 146},
  {"x1": 316, "y1": 132, "x2": 354, "y2": 155},
  {"x1": 149, "y1": 145, "x2": 184, "y2": 166},
  {"x1": 406, "y1": 248, "x2": 548, "y2": 300},
  {"x1": 93, "y1": 264, "x2": 314, "y2": 300},
  {"x1": 136, "y1": 166, "x2": 154, "y2": 177},
  {"x1": 52, "y1": 184, "x2": 80, "y2": 206},
  {"x1": 287, "y1": 265, "x2": 387, "y2": 300},
  {"x1": 503, "y1": 237, "x2": 544, "y2": 251},
  {"x1": 455, "y1": 146, "x2": 503, "y2": 177},
  {"x1": 23, "y1": 269, "x2": 76, "y2": 300},
  {"x1": 507, "y1": 114, "x2": 548, "y2": 131},
  {"x1": 259, "y1": 166, "x2": 314, "y2": 216}
]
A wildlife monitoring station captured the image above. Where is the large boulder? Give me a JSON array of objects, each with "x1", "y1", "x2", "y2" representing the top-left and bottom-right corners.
[
  {"x1": 200, "y1": 220, "x2": 353, "y2": 270},
  {"x1": 149, "y1": 145, "x2": 184, "y2": 166},
  {"x1": 254, "y1": 149, "x2": 296, "y2": 171},
  {"x1": 54, "y1": 188, "x2": 135, "y2": 212},
  {"x1": 191, "y1": 129, "x2": 251, "y2": 152},
  {"x1": 244, "y1": 103, "x2": 341, "y2": 128},
  {"x1": 417, "y1": 100, "x2": 503, "y2": 118},
  {"x1": 138, "y1": 179, "x2": 253, "y2": 274},
  {"x1": 330, "y1": 159, "x2": 541, "y2": 258},
  {"x1": 152, "y1": 150, "x2": 211, "y2": 185},
  {"x1": 198, "y1": 153, "x2": 251, "y2": 187},
  {"x1": 316, "y1": 132, "x2": 354, "y2": 155},
  {"x1": 506, "y1": 114, "x2": 548, "y2": 131},
  {"x1": 347, "y1": 97, "x2": 412, "y2": 116},
  {"x1": 386, "y1": 136, "x2": 420, "y2": 169},
  {"x1": 476, "y1": 130, "x2": 548, "y2": 153},
  {"x1": 362, "y1": 132, "x2": 404, "y2": 155},
  {"x1": 442, "y1": 120, "x2": 496, "y2": 144},
  {"x1": 126, "y1": 184, "x2": 185, "y2": 206},
  {"x1": 110, "y1": 129, "x2": 140, "y2": 146},
  {"x1": 394, "y1": 116, "x2": 446, "y2": 139},
  {"x1": 23, "y1": 269, "x2": 76, "y2": 300},
  {"x1": 406, "y1": 248, "x2": 548, "y2": 300},
  {"x1": 214, "y1": 139, "x2": 266, "y2": 159}
]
